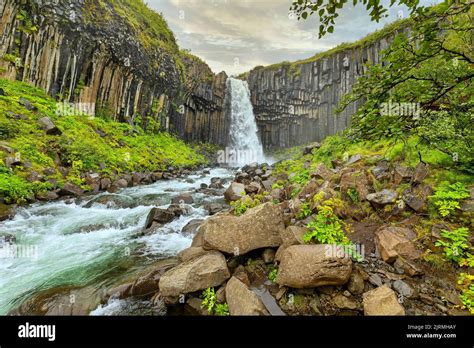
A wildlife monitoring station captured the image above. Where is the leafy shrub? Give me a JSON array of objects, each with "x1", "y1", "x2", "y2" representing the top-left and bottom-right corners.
[
  {"x1": 296, "y1": 201, "x2": 312, "y2": 219},
  {"x1": 430, "y1": 183, "x2": 470, "y2": 217},
  {"x1": 231, "y1": 193, "x2": 268, "y2": 216},
  {"x1": 201, "y1": 288, "x2": 229, "y2": 316},
  {"x1": 0, "y1": 120, "x2": 18, "y2": 140},
  {"x1": 271, "y1": 180, "x2": 285, "y2": 190},
  {"x1": 0, "y1": 173, "x2": 33, "y2": 203},
  {"x1": 289, "y1": 169, "x2": 310, "y2": 186},
  {"x1": 268, "y1": 267, "x2": 278, "y2": 283},
  {"x1": 435, "y1": 227, "x2": 472, "y2": 265},
  {"x1": 303, "y1": 198, "x2": 350, "y2": 245},
  {"x1": 347, "y1": 188, "x2": 360, "y2": 203},
  {"x1": 458, "y1": 273, "x2": 474, "y2": 314}
]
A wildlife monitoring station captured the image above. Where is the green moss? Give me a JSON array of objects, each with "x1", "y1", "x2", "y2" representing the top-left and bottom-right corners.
[
  {"x1": 0, "y1": 78, "x2": 207, "y2": 203},
  {"x1": 81, "y1": 0, "x2": 211, "y2": 84},
  {"x1": 83, "y1": 0, "x2": 177, "y2": 54}
]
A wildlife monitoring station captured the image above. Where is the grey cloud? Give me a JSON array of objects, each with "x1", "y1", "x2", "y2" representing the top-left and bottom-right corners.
[{"x1": 149, "y1": 0, "x2": 441, "y2": 75}]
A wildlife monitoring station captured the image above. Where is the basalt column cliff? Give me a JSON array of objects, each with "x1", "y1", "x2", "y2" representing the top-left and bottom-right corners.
[
  {"x1": 0, "y1": 0, "x2": 229, "y2": 145},
  {"x1": 243, "y1": 23, "x2": 407, "y2": 150}
]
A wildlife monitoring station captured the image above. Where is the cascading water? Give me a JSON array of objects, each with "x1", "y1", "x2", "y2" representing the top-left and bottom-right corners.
[
  {"x1": 225, "y1": 77, "x2": 266, "y2": 167},
  {"x1": 0, "y1": 168, "x2": 235, "y2": 315}
]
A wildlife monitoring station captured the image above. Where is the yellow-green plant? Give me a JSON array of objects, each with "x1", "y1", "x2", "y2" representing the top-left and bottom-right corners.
[
  {"x1": 458, "y1": 273, "x2": 474, "y2": 314},
  {"x1": 201, "y1": 288, "x2": 229, "y2": 316},
  {"x1": 430, "y1": 182, "x2": 470, "y2": 217}
]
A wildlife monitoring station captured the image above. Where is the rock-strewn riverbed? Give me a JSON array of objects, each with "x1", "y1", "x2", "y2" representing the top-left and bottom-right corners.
[{"x1": 0, "y1": 167, "x2": 234, "y2": 315}]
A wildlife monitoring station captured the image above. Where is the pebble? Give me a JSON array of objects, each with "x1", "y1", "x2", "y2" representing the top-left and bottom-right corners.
[{"x1": 368, "y1": 274, "x2": 383, "y2": 287}]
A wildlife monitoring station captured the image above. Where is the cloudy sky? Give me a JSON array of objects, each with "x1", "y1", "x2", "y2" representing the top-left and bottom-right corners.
[{"x1": 148, "y1": 0, "x2": 440, "y2": 75}]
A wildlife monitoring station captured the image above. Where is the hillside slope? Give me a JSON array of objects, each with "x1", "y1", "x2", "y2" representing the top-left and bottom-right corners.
[
  {"x1": 0, "y1": 0, "x2": 229, "y2": 144},
  {"x1": 0, "y1": 77, "x2": 207, "y2": 208}
]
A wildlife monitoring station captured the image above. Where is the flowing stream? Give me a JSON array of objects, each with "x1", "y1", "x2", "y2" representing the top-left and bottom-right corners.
[
  {"x1": 0, "y1": 78, "x2": 271, "y2": 316},
  {"x1": 0, "y1": 168, "x2": 234, "y2": 315},
  {"x1": 226, "y1": 77, "x2": 266, "y2": 167}
]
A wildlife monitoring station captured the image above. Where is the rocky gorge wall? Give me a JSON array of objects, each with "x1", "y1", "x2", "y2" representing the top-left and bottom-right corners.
[
  {"x1": 244, "y1": 26, "x2": 406, "y2": 150},
  {"x1": 0, "y1": 0, "x2": 229, "y2": 145}
]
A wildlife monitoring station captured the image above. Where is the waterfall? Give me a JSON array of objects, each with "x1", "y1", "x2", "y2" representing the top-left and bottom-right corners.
[{"x1": 224, "y1": 77, "x2": 265, "y2": 167}]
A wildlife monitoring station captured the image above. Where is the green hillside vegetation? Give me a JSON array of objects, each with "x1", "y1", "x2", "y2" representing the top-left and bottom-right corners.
[
  {"x1": 83, "y1": 0, "x2": 178, "y2": 53},
  {"x1": 82, "y1": 0, "x2": 212, "y2": 81},
  {"x1": 0, "y1": 78, "x2": 207, "y2": 203}
]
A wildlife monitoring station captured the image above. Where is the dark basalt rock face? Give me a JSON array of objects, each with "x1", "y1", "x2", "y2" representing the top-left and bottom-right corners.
[
  {"x1": 1, "y1": 0, "x2": 404, "y2": 149},
  {"x1": 244, "y1": 33, "x2": 403, "y2": 150},
  {"x1": 0, "y1": 0, "x2": 229, "y2": 145}
]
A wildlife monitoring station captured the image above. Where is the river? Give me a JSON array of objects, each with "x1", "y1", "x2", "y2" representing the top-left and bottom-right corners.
[{"x1": 0, "y1": 168, "x2": 235, "y2": 315}]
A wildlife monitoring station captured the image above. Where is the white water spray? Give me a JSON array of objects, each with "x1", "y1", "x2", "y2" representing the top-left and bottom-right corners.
[{"x1": 224, "y1": 77, "x2": 265, "y2": 167}]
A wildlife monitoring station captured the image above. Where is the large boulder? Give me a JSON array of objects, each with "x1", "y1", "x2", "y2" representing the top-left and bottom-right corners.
[
  {"x1": 280, "y1": 226, "x2": 307, "y2": 245},
  {"x1": 393, "y1": 164, "x2": 414, "y2": 185},
  {"x1": 413, "y1": 163, "x2": 429, "y2": 184},
  {"x1": 159, "y1": 252, "x2": 230, "y2": 297},
  {"x1": 303, "y1": 142, "x2": 321, "y2": 156},
  {"x1": 224, "y1": 182, "x2": 246, "y2": 202},
  {"x1": 201, "y1": 202, "x2": 284, "y2": 255},
  {"x1": 375, "y1": 226, "x2": 420, "y2": 263},
  {"x1": 245, "y1": 182, "x2": 262, "y2": 194},
  {"x1": 145, "y1": 208, "x2": 175, "y2": 228},
  {"x1": 171, "y1": 193, "x2": 194, "y2": 205},
  {"x1": 38, "y1": 117, "x2": 61, "y2": 135},
  {"x1": 366, "y1": 189, "x2": 398, "y2": 205},
  {"x1": 177, "y1": 247, "x2": 209, "y2": 263},
  {"x1": 10, "y1": 286, "x2": 99, "y2": 315},
  {"x1": 402, "y1": 184, "x2": 432, "y2": 212},
  {"x1": 0, "y1": 203, "x2": 14, "y2": 221},
  {"x1": 340, "y1": 169, "x2": 370, "y2": 201},
  {"x1": 371, "y1": 161, "x2": 391, "y2": 181},
  {"x1": 107, "y1": 259, "x2": 178, "y2": 300},
  {"x1": 311, "y1": 163, "x2": 334, "y2": 181},
  {"x1": 225, "y1": 276, "x2": 269, "y2": 316},
  {"x1": 145, "y1": 204, "x2": 192, "y2": 229},
  {"x1": 181, "y1": 219, "x2": 203, "y2": 236},
  {"x1": 58, "y1": 182, "x2": 84, "y2": 197},
  {"x1": 276, "y1": 245, "x2": 352, "y2": 288},
  {"x1": 204, "y1": 203, "x2": 226, "y2": 215},
  {"x1": 362, "y1": 285, "x2": 405, "y2": 316}
]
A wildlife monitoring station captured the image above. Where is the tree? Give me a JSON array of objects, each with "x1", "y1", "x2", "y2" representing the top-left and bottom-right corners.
[
  {"x1": 337, "y1": 1, "x2": 473, "y2": 168},
  {"x1": 290, "y1": 0, "x2": 421, "y2": 38},
  {"x1": 293, "y1": 0, "x2": 473, "y2": 168}
]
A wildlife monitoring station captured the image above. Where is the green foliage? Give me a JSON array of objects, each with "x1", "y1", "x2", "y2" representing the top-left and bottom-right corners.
[
  {"x1": 0, "y1": 173, "x2": 51, "y2": 204},
  {"x1": 430, "y1": 183, "x2": 470, "y2": 217},
  {"x1": 214, "y1": 303, "x2": 230, "y2": 316},
  {"x1": 231, "y1": 193, "x2": 268, "y2": 216},
  {"x1": 16, "y1": 8, "x2": 39, "y2": 34},
  {"x1": 268, "y1": 267, "x2": 278, "y2": 283},
  {"x1": 303, "y1": 198, "x2": 350, "y2": 245},
  {"x1": 296, "y1": 201, "x2": 312, "y2": 219},
  {"x1": 290, "y1": 0, "x2": 419, "y2": 38},
  {"x1": 0, "y1": 119, "x2": 18, "y2": 140},
  {"x1": 272, "y1": 180, "x2": 286, "y2": 190},
  {"x1": 458, "y1": 273, "x2": 474, "y2": 314},
  {"x1": 0, "y1": 78, "x2": 207, "y2": 202},
  {"x1": 201, "y1": 287, "x2": 217, "y2": 312},
  {"x1": 435, "y1": 227, "x2": 472, "y2": 265},
  {"x1": 289, "y1": 168, "x2": 310, "y2": 186},
  {"x1": 0, "y1": 173, "x2": 34, "y2": 203},
  {"x1": 338, "y1": 2, "x2": 473, "y2": 169},
  {"x1": 347, "y1": 188, "x2": 359, "y2": 203},
  {"x1": 200, "y1": 288, "x2": 229, "y2": 316}
]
